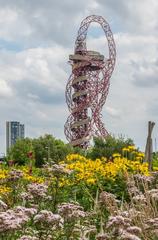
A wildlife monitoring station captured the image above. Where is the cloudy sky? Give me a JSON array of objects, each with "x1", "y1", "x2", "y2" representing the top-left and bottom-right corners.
[{"x1": 0, "y1": 0, "x2": 158, "y2": 154}]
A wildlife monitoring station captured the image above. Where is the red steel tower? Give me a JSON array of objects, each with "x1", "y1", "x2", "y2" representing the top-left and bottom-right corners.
[{"x1": 65, "y1": 15, "x2": 116, "y2": 148}]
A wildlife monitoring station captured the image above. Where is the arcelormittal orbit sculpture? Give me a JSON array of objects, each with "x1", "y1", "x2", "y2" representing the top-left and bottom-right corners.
[{"x1": 65, "y1": 15, "x2": 116, "y2": 148}]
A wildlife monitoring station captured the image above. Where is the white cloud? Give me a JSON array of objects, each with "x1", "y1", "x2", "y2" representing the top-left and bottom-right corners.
[
  {"x1": 105, "y1": 106, "x2": 121, "y2": 118},
  {"x1": 0, "y1": 79, "x2": 13, "y2": 97},
  {"x1": 0, "y1": 7, "x2": 31, "y2": 41}
]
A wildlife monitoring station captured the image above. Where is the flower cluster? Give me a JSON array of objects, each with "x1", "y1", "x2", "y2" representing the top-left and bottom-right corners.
[
  {"x1": 0, "y1": 206, "x2": 37, "y2": 232},
  {"x1": 65, "y1": 154, "x2": 149, "y2": 185},
  {"x1": 27, "y1": 183, "x2": 48, "y2": 198},
  {"x1": 0, "y1": 146, "x2": 157, "y2": 239},
  {"x1": 0, "y1": 169, "x2": 8, "y2": 180},
  {"x1": 122, "y1": 145, "x2": 145, "y2": 162},
  {"x1": 99, "y1": 215, "x2": 142, "y2": 240},
  {"x1": 34, "y1": 210, "x2": 64, "y2": 228},
  {"x1": 8, "y1": 169, "x2": 23, "y2": 180},
  {"x1": 0, "y1": 185, "x2": 11, "y2": 195},
  {"x1": 18, "y1": 236, "x2": 39, "y2": 240},
  {"x1": 58, "y1": 202, "x2": 86, "y2": 221},
  {"x1": 99, "y1": 191, "x2": 119, "y2": 213},
  {"x1": 44, "y1": 163, "x2": 72, "y2": 177}
]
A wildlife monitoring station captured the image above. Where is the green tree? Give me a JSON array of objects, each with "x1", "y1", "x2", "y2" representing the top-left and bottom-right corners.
[
  {"x1": 7, "y1": 138, "x2": 33, "y2": 165},
  {"x1": 87, "y1": 135, "x2": 134, "y2": 160},
  {"x1": 7, "y1": 135, "x2": 73, "y2": 167},
  {"x1": 32, "y1": 134, "x2": 73, "y2": 167}
]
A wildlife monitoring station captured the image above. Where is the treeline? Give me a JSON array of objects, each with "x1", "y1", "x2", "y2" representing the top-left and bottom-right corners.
[{"x1": 6, "y1": 134, "x2": 134, "y2": 167}]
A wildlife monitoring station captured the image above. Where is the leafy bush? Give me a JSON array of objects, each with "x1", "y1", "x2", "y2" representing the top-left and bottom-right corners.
[
  {"x1": 87, "y1": 135, "x2": 134, "y2": 160},
  {"x1": 7, "y1": 134, "x2": 73, "y2": 167}
]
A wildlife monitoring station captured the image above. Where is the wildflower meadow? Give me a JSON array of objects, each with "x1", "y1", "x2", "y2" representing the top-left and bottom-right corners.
[{"x1": 0, "y1": 140, "x2": 158, "y2": 240}]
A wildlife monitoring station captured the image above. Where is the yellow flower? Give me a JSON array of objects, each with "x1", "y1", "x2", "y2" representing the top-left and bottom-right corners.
[
  {"x1": 112, "y1": 153, "x2": 121, "y2": 158},
  {"x1": 0, "y1": 185, "x2": 11, "y2": 194},
  {"x1": 122, "y1": 147, "x2": 129, "y2": 152},
  {"x1": 65, "y1": 153, "x2": 149, "y2": 185},
  {"x1": 136, "y1": 152, "x2": 145, "y2": 158},
  {"x1": 23, "y1": 174, "x2": 44, "y2": 183},
  {"x1": 66, "y1": 154, "x2": 87, "y2": 163},
  {"x1": 86, "y1": 178, "x2": 96, "y2": 184},
  {"x1": 59, "y1": 178, "x2": 71, "y2": 187},
  {"x1": 0, "y1": 169, "x2": 8, "y2": 180},
  {"x1": 128, "y1": 145, "x2": 136, "y2": 151}
]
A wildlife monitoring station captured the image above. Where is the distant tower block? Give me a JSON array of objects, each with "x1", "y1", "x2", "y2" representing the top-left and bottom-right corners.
[
  {"x1": 65, "y1": 15, "x2": 116, "y2": 148},
  {"x1": 6, "y1": 121, "x2": 25, "y2": 153}
]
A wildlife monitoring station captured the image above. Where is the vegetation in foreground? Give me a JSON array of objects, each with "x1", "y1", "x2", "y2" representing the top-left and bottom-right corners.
[{"x1": 0, "y1": 135, "x2": 158, "y2": 239}]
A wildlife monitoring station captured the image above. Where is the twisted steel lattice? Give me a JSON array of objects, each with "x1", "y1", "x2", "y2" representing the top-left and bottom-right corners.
[{"x1": 64, "y1": 15, "x2": 116, "y2": 148}]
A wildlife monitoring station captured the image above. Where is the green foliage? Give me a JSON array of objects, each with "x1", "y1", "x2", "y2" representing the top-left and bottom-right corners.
[
  {"x1": 72, "y1": 146, "x2": 87, "y2": 156},
  {"x1": 32, "y1": 134, "x2": 73, "y2": 167},
  {"x1": 7, "y1": 138, "x2": 33, "y2": 165},
  {"x1": 7, "y1": 134, "x2": 135, "y2": 167},
  {"x1": 87, "y1": 135, "x2": 134, "y2": 160},
  {"x1": 152, "y1": 152, "x2": 158, "y2": 168},
  {"x1": 7, "y1": 134, "x2": 73, "y2": 167}
]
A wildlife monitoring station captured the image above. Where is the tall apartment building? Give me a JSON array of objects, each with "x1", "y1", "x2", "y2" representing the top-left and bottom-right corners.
[{"x1": 6, "y1": 121, "x2": 25, "y2": 152}]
